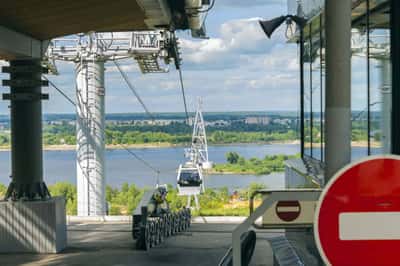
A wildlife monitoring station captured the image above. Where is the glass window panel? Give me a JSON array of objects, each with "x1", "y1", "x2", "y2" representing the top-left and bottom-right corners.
[
  {"x1": 351, "y1": 3, "x2": 369, "y2": 160},
  {"x1": 320, "y1": 18, "x2": 325, "y2": 162},
  {"x1": 369, "y1": 27, "x2": 390, "y2": 154},
  {"x1": 303, "y1": 33, "x2": 312, "y2": 157},
  {"x1": 311, "y1": 27, "x2": 322, "y2": 161}
]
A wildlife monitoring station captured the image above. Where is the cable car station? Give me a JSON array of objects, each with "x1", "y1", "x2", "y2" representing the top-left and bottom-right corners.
[{"x1": 0, "y1": 0, "x2": 399, "y2": 265}]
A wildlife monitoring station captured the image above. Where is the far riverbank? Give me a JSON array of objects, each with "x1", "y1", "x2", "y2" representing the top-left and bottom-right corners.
[
  {"x1": 0, "y1": 140, "x2": 301, "y2": 151},
  {"x1": 0, "y1": 139, "x2": 376, "y2": 152}
]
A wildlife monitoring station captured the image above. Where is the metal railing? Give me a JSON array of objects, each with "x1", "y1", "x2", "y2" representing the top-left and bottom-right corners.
[{"x1": 231, "y1": 189, "x2": 321, "y2": 266}]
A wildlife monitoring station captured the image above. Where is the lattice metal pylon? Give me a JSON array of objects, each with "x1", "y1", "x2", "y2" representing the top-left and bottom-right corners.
[{"x1": 187, "y1": 98, "x2": 209, "y2": 167}]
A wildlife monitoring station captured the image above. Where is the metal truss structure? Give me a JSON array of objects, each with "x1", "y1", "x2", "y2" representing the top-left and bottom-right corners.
[{"x1": 45, "y1": 31, "x2": 179, "y2": 216}]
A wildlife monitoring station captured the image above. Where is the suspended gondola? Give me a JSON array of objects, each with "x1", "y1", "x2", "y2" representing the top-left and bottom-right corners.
[
  {"x1": 176, "y1": 98, "x2": 213, "y2": 209},
  {"x1": 177, "y1": 162, "x2": 204, "y2": 196}
]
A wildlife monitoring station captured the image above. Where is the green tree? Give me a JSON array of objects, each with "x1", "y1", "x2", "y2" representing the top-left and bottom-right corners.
[
  {"x1": 238, "y1": 157, "x2": 246, "y2": 166},
  {"x1": 48, "y1": 182, "x2": 77, "y2": 215},
  {"x1": 226, "y1": 152, "x2": 240, "y2": 164},
  {"x1": 0, "y1": 183, "x2": 7, "y2": 198}
]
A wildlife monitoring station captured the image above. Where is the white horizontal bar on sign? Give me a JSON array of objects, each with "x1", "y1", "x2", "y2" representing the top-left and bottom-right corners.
[
  {"x1": 276, "y1": 207, "x2": 300, "y2": 212},
  {"x1": 339, "y1": 212, "x2": 400, "y2": 240}
]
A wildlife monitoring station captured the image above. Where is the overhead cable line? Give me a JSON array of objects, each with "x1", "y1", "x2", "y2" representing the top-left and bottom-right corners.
[
  {"x1": 113, "y1": 60, "x2": 155, "y2": 121},
  {"x1": 178, "y1": 68, "x2": 190, "y2": 124},
  {"x1": 43, "y1": 76, "x2": 76, "y2": 106},
  {"x1": 45, "y1": 76, "x2": 161, "y2": 175},
  {"x1": 352, "y1": 101, "x2": 381, "y2": 122},
  {"x1": 115, "y1": 142, "x2": 160, "y2": 175}
]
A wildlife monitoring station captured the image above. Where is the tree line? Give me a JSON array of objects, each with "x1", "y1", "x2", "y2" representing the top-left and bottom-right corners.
[
  {"x1": 213, "y1": 152, "x2": 298, "y2": 175},
  {"x1": 0, "y1": 182, "x2": 268, "y2": 217}
]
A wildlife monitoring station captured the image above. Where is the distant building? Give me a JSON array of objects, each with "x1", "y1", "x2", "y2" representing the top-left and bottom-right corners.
[
  {"x1": 273, "y1": 118, "x2": 291, "y2": 125},
  {"x1": 105, "y1": 119, "x2": 186, "y2": 126},
  {"x1": 245, "y1": 116, "x2": 270, "y2": 125},
  {"x1": 204, "y1": 120, "x2": 230, "y2": 127}
]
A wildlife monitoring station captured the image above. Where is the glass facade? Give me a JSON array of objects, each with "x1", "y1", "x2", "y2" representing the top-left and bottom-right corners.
[
  {"x1": 300, "y1": 0, "x2": 391, "y2": 163},
  {"x1": 302, "y1": 15, "x2": 325, "y2": 161}
]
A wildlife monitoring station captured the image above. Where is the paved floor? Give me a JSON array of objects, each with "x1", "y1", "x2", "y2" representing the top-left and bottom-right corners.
[{"x1": 0, "y1": 222, "x2": 281, "y2": 266}]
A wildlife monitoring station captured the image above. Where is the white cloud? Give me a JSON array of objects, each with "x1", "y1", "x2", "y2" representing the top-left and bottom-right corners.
[
  {"x1": 0, "y1": 4, "x2": 301, "y2": 114},
  {"x1": 180, "y1": 17, "x2": 288, "y2": 71}
]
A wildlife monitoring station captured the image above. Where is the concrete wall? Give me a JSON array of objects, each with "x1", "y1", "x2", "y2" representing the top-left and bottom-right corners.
[{"x1": 0, "y1": 197, "x2": 66, "y2": 253}]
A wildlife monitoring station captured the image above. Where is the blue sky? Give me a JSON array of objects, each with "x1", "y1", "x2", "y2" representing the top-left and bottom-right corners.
[
  {"x1": 0, "y1": 1, "x2": 381, "y2": 115},
  {"x1": 1, "y1": 0, "x2": 298, "y2": 114}
]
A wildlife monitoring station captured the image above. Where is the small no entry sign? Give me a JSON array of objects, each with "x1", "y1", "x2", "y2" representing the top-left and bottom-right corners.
[
  {"x1": 275, "y1": 201, "x2": 301, "y2": 222},
  {"x1": 315, "y1": 155, "x2": 400, "y2": 266}
]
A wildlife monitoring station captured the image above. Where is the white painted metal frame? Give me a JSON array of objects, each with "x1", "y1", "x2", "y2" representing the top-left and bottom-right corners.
[
  {"x1": 188, "y1": 98, "x2": 210, "y2": 167},
  {"x1": 76, "y1": 59, "x2": 106, "y2": 216},
  {"x1": 46, "y1": 31, "x2": 169, "y2": 73},
  {"x1": 45, "y1": 31, "x2": 172, "y2": 216},
  {"x1": 48, "y1": 32, "x2": 162, "y2": 60},
  {"x1": 231, "y1": 189, "x2": 321, "y2": 266}
]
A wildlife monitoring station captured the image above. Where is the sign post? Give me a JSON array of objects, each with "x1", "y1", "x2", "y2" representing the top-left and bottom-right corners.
[{"x1": 315, "y1": 155, "x2": 400, "y2": 265}]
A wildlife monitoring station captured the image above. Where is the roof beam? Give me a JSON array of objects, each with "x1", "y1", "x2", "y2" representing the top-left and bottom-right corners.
[{"x1": 0, "y1": 26, "x2": 48, "y2": 60}]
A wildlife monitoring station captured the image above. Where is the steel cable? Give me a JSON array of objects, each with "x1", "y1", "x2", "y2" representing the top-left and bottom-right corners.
[
  {"x1": 113, "y1": 60, "x2": 155, "y2": 121},
  {"x1": 45, "y1": 76, "x2": 162, "y2": 175},
  {"x1": 178, "y1": 68, "x2": 190, "y2": 124}
]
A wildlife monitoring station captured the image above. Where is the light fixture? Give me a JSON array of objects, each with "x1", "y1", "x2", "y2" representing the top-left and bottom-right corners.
[{"x1": 259, "y1": 15, "x2": 307, "y2": 39}]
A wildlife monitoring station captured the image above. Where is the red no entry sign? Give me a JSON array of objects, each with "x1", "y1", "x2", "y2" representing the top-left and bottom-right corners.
[
  {"x1": 315, "y1": 156, "x2": 400, "y2": 266},
  {"x1": 275, "y1": 201, "x2": 301, "y2": 222}
]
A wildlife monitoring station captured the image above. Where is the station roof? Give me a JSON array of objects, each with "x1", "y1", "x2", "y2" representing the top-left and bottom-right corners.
[
  {"x1": 0, "y1": 0, "x2": 165, "y2": 40},
  {"x1": 0, "y1": 0, "x2": 199, "y2": 60}
]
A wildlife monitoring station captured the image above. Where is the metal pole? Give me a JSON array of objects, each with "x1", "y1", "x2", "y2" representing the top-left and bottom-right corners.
[
  {"x1": 2, "y1": 59, "x2": 50, "y2": 200},
  {"x1": 380, "y1": 59, "x2": 391, "y2": 153},
  {"x1": 320, "y1": 15, "x2": 324, "y2": 162},
  {"x1": 300, "y1": 30, "x2": 305, "y2": 158},
  {"x1": 309, "y1": 23, "x2": 314, "y2": 158},
  {"x1": 76, "y1": 59, "x2": 106, "y2": 216},
  {"x1": 367, "y1": 0, "x2": 371, "y2": 155},
  {"x1": 391, "y1": 0, "x2": 400, "y2": 154},
  {"x1": 324, "y1": 0, "x2": 352, "y2": 181}
]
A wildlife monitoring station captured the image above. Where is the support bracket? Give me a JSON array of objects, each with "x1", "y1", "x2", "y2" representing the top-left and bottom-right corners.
[{"x1": 2, "y1": 93, "x2": 49, "y2": 101}]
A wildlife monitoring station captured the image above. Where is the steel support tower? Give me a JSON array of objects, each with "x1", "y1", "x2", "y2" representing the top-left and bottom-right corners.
[
  {"x1": 75, "y1": 59, "x2": 106, "y2": 215},
  {"x1": 46, "y1": 32, "x2": 174, "y2": 215},
  {"x1": 187, "y1": 98, "x2": 212, "y2": 169}
]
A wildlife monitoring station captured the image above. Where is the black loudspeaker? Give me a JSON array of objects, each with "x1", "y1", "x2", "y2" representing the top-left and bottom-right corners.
[
  {"x1": 259, "y1": 15, "x2": 307, "y2": 39},
  {"x1": 290, "y1": 15, "x2": 307, "y2": 29},
  {"x1": 259, "y1": 16, "x2": 286, "y2": 39}
]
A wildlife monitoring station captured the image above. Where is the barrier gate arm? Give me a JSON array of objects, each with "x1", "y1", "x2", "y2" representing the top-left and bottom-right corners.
[{"x1": 232, "y1": 189, "x2": 322, "y2": 266}]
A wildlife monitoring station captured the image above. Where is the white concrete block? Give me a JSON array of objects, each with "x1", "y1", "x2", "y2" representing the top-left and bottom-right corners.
[{"x1": 0, "y1": 197, "x2": 67, "y2": 253}]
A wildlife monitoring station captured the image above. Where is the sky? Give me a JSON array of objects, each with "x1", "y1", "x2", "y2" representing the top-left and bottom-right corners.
[
  {"x1": 0, "y1": 0, "x2": 299, "y2": 115},
  {"x1": 0, "y1": 1, "x2": 382, "y2": 115}
]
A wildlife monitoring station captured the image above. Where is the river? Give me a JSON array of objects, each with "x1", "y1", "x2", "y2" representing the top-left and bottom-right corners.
[{"x1": 0, "y1": 144, "x2": 381, "y2": 190}]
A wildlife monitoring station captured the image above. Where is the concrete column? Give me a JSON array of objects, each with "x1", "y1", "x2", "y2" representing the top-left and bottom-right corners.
[
  {"x1": 324, "y1": 0, "x2": 352, "y2": 182},
  {"x1": 379, "y1": 59, "x2": 391, "y2": 153},
  {"x1": 76, "y1": 59, "x2": 106, "y2": 216},
  {"x1": 2, "y1": 60, "x2": 50, "y2": 200}
]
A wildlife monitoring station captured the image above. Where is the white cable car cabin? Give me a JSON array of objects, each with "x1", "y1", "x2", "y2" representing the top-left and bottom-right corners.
[{"x1": 177, "y1": 162, "x2": 204, "y2": 196}]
